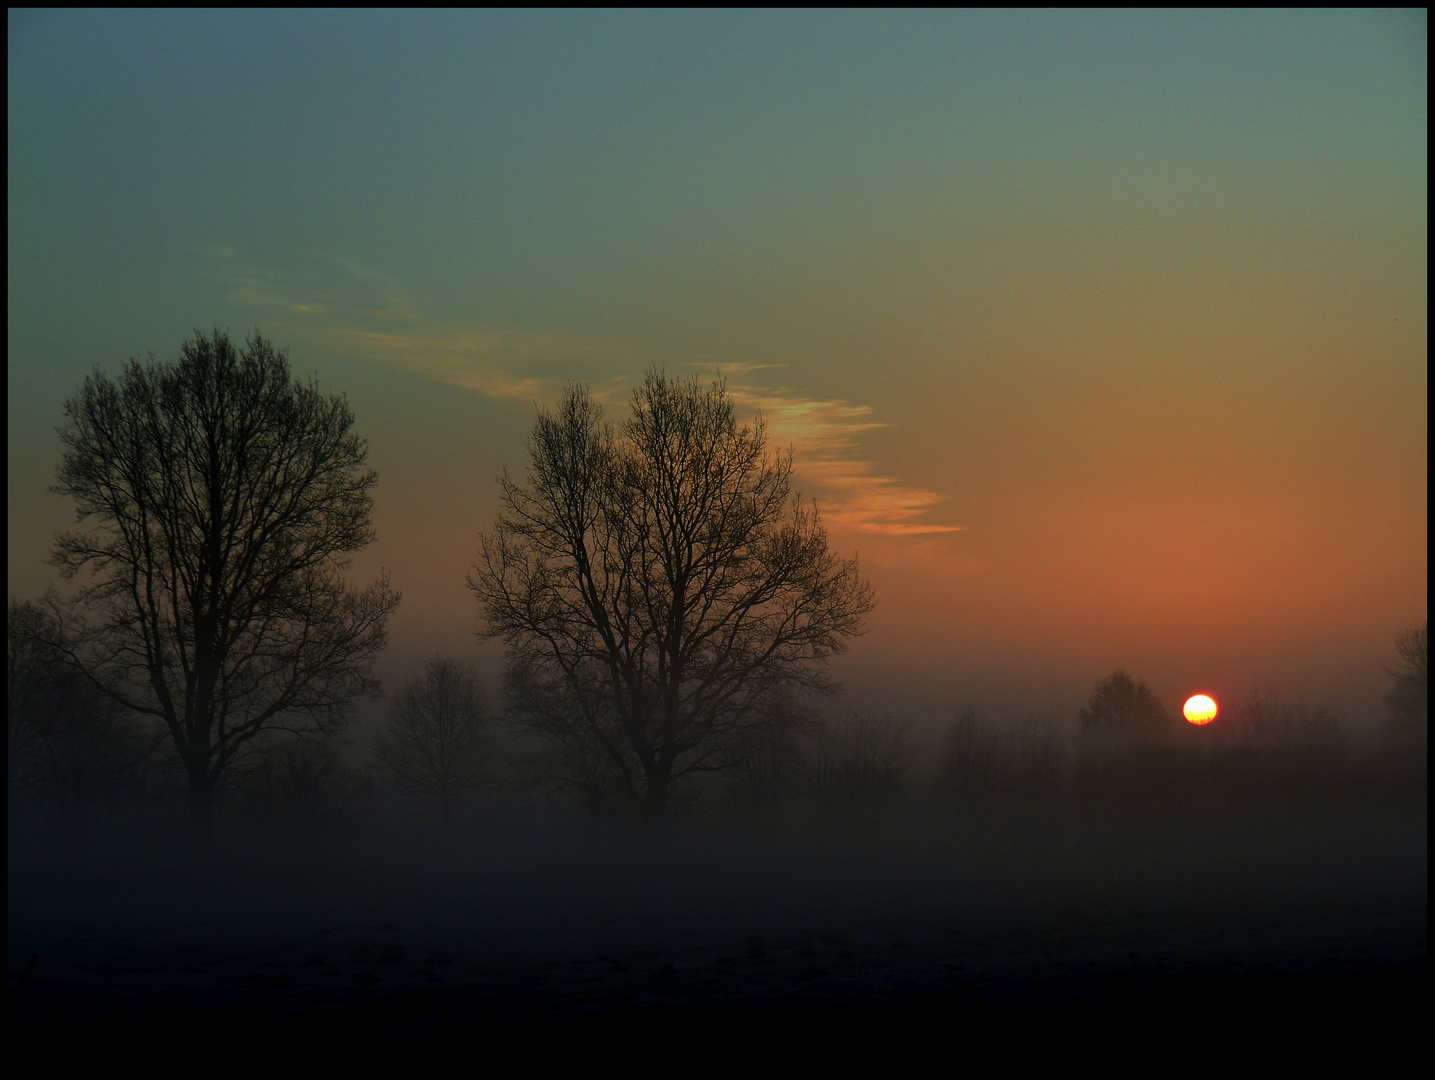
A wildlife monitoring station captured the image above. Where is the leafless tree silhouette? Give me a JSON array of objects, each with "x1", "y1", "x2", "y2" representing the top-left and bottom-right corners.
[
  {"x1": 471, "y1": 370, "x2": 874, "y2": 820},
  {"x1": 935, "y1": 705, "x2": 996, "y2": 803},
  {"x1": 1078, "y1": 670, "x2": 1169, "y2": 745},
  {"x1": 812, "y1": 707, "x2": 914, "y2": 814},
  {"x1": 1077, "y1": 669, "x2": 1170, "y2": 795},
  {"x1": 1222, "y1": 689, "x2": 1342, "y2": 752},
  {"x1": 243, "y1": 735, "x2": 374, "y2": 828},
  {"x1": 375, "y1": 656, "x2": 494, "y2": 825},
  {"x1": 8, "y1": 599, "x2": 55, "y2": 790},
  {"x1": 1386, "y1": 622, "x2": 1427, "y2": 727},
  {"x1": 728, "y1": 692, "x2": 814, "y2": 816},
  {"x1": 1011, "y1": 711, "x2": 1069, "y2": 803},
  {"x1": 935, "y1": 706, "x2": 1070, "y2": 806},
  {"x1": 48, "y1": 330, "x2": 398, "y2": 835},
  {"x1": 1385, "y1": 622, "x2": 1427, "y2": 760}
]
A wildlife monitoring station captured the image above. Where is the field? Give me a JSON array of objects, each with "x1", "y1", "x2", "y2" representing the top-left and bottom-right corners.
[{"x1": 9, "y1": 798, "x2": 1425, "y2": 1060}]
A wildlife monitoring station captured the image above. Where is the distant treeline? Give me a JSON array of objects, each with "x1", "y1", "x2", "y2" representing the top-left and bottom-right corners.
[{"x1": 9, "y1": 598, "x2": 1426, "y2": 835}]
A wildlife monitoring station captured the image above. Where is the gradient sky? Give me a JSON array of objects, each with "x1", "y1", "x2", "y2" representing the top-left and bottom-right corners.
[{"x1": 8, "y1": 10, "x2": 1426, "y2": 733}]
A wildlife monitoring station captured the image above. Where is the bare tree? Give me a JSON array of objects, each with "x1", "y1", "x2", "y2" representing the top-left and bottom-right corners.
[
  {"x1": 1385, "y1": 622, "x2": 1428, "y2": 736},
  {"x1": 728, "y1": 693, "x2": 815, "y2": 817},
  {"x1": 244, "y1": 735, "x2": 374, "y2": 828},
  {"x1": 812, "y1": 707, "x2": 914, "y2": 814},
  {"x1": 48, "y1": 330, "x2": 399, "y2": 834},
  {"x1": 1076, "y1": 669, "x2": 1169, "y2": 795},
  {"x1": 1011, "y1": 711, "x2": 1069, "y2": 804},
  {"x1": 935, "y1": 705, "x2": 996, "y2": 803},
  {"x1": 471, "y1": 370, "x2": 874, "y2": 820},
  {"x1": 8, "y1": 599, "x2": 55, "y2": 790},
  {"x1": 1224, "y1": 690, "x2": 1342, "y2": 752},
  {"x1": 935, "y1": 707, "x2": 1070, "y2": 807},
  {"x1": 1078, "y1": 670, "x2": 1169, "y2": 746},
  {"x1": 375, "y1": 656, "x2": 493, "y2": 824}
]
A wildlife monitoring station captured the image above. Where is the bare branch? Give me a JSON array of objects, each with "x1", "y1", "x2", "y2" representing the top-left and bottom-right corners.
[
  {"x1": 471, "y1": 369, "x2": 873, "y2": 819},
  {"x1": 48, "y1": 330, "x2": 399, "y2": 831}
]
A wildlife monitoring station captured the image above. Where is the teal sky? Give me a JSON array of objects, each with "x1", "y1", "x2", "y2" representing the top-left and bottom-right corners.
[{"x1": 9, "y1": 10, "x2": 1426, "y2": 727}]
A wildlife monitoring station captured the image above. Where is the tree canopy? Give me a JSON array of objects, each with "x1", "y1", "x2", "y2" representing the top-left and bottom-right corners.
[
  {"x1": 49, "y1": 330, "x2": 398, "y2": 830},
  {"x1": 1385, "y1": 621, "x2": 1428, "y2": 738},
  {"x1": 1078, "y1": 669, "x2": 1169, "y2": 745},
  {"x1": 375, "y1": 656, "x2": 494, "y2": 824},
  {"x1": 471, "y1": 369, "x2": 873, "y2": 819}
]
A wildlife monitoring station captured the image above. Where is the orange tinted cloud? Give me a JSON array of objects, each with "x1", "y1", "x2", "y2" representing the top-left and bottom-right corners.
[
  {"x1": 722, "y1": 381, "x2": 966, "y2": 536},
  {"x1": 209, "y1": 247, "x2": 967, "y2": 538}
]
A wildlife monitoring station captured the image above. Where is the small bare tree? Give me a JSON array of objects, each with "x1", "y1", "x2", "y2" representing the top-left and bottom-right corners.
[
  {"x1": 729, "y1": 693, "x2": 815, "y2": 817},
  {"x1": 1011, "y1": 711, "x2": 1069, "y2": 803},
  {"x1": 1076, "y1": 669, "x2": 1169, "y2": 795},
  {"x1": 1078, "y1": 670, "x2": 1169, "y2": 746},
  {"x1": 935, "y1": 705, "x2": 996, "y2": 803},
  {"x1": 375, "y1": 657, "x2": 493, "y2": 824},
  {"x1": 8, "y1": 599, "x2": 56, "y2": 791},
  {"x1": 1385, "y1": 621, "x2": 1428, "y2": 740},
  {"x1": 1222, "y1": 690, "x2": 1343, "y2": 752},
  {"x1": 812, "y1": 708, "x2": 915, "y2": 814},
  {"x1": 471, "y1": 370, "x2": 874, "y2": 821},
  {"x1": 49, "y1": 330, "x2": 398, "y2": 835}
]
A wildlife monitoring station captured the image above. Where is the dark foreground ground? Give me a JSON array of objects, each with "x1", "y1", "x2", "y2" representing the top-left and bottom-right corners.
[{"x1": 9, "y1": 800, "x2": 1426, "y2": 1062}]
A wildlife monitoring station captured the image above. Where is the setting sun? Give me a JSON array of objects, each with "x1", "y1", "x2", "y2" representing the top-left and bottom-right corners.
[{"x1": 1183, "y1": 694, "x2": 1218, "y2": 725}]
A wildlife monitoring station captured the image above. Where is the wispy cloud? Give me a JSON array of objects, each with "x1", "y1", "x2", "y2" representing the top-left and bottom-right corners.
[
  {"x1": 303, "y1": 325, "x2": 619, "y2": 402},
  {"x1": 722, "y1": 382, "x2": 966, "y2": 537},
  {"x1": 202, "y1": 247, "x2": 625, "y2": 402},
  {"x1": 205, "y1": 246, "x2": 963, "y2": 537},
  {"x1": 203, "y1": 250, "x2": 336, "y2": 316}
]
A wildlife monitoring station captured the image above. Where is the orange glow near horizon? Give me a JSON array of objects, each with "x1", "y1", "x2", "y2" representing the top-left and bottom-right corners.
[{"x1": 1183, "y1": 694, "x2": 1218, "y2": 725}]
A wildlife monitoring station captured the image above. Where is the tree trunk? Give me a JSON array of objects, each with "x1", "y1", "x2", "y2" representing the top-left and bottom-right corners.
[
  {"x1": 640, "y1": 770, "x2": 669, "y2": 823},
  {"x1": 187, "y1": 762, "x2": 214, "y2": 846}
]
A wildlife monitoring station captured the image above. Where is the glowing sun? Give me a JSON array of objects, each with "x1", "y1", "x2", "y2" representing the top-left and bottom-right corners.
[{"x1": 1183, "y1": 694, "x2": 1218, "y2": 725}]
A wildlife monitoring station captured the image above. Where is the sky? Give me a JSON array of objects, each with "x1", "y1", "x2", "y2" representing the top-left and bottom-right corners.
[{"x1": 8, "y1": 10, "x2": 1426, "y2": 735}]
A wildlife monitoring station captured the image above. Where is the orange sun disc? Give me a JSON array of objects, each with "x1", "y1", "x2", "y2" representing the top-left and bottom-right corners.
[{"x1": 1183, "y1": 694, "x2": 1218, "y2": 725}]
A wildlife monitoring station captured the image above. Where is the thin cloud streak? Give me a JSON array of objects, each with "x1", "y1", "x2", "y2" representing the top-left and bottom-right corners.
[
  {"x1": 208, "y1": 247, "x2": 964, "y2": 537},
  {"x1": 205, "y1": 248, "x2": 615, "y2": 403},
  {"x1": 725, "y1": 383, "x2": 967, "y2": 537},
  {"x1": 312, "y1": 328, "x2": 547, "y2": 401}
]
